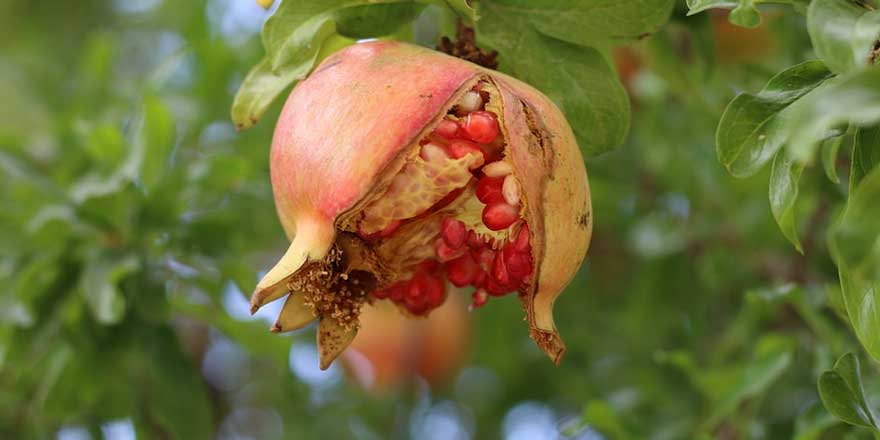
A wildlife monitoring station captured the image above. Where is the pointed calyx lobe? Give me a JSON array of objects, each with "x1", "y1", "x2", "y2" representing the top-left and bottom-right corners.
[{"x1": 251, "y1": 41, "x2": 592, "y2": 369}]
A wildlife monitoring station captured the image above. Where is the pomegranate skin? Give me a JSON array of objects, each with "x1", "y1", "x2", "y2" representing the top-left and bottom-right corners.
[
  {"x1": 270, "y1": 42, "x2": 477, "y2": 238},
  {"x1": 254, "y1": 40, "x2": 592, "y2": 366}
]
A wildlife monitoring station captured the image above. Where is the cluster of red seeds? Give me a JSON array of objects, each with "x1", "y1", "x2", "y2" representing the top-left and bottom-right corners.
[
  {"x1": 367, "y1": 87, "x2": 533, "y2": 314},
  {"x1": 371, "y1": 261, "x2": 447, "y2": 315},
  {"x1": 371, "y1": 222, "x2": 532, "y2": 315},
  {"x1": 431, "y1": 111, "x2": 502, "y2": 163},
  {"x1": 439, "y1": 219, "x2": 532, "y2": 308}
]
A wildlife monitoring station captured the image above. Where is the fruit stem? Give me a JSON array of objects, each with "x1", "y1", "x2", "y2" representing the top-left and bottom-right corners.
[{"x1": 436, "y1": 20, "x2": 499, "y2": 70}]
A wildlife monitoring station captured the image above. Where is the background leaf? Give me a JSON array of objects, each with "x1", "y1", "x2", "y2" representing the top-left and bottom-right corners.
[
  {"x1": 851, "y1": 125, "x2": 880, "y2": 192},
  {"x1": 477, "y1": 5, "x2": 631, "y2": 156},
  {"x1": 715, "y1": 60, "x2": 832, "y2": 177},
  {"x1": 769, "y1": 149, "x2": 806, "y2": 252},
  {"x1": 138, "y1": 95, "x2": 175, "y2": 193},
  {"x1": 78, "y1": 255, "x2": 140, "y2": 325},
  {"x1": 480, "y1": 0, "x2": 674, "y2": 47},
  {"x1": 687, "y1": 0, "x2": 811, "y2": 27},
  {"x1": 821, "y1": 135, "x2": 843, "y2": 184},
  {"x1": 333, "y1": 3, "x2": 426, "y2": 38},
  {"x1": 786, "y1": 67, "x2": 880, "y2": 162},
  {"x1": 807, "y1": 0, "x2": 877, "y2": 74},
  {"x1": 831, "y1": 165, "x2": 880, "y2": 282},
  {"x1": 818, "y1": 353, "x2": 879, "y2": 429}
]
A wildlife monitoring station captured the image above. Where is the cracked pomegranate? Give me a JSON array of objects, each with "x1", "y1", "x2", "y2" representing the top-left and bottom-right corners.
[{"x1": 250, "y1": 41, "x2": 592, "y2": 369}]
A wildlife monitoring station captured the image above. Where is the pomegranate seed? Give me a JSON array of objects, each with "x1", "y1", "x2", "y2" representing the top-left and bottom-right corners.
[
  {"x1": 476, "y1": 176, "x2": 505, "y2": 204},
  {"x1": 504, "y1": 245, "x2": 532, "y2": 280},
  {"x1": 447, "y1": 139, "x2": 485, "y2": 166},
  {"x1": 436, "y1": 238, "x2": 465, "y2": 262},
  {"x1": 389, "y1": 283, "x2": 405, "y2": 302},
  {"x1": 418, "y1": 260, "x2": 441, "y2": 272},
  {"x1": 372, "y1": 288, "x2": 390, "y2": 299},
  {"x1": 406, "y1": 274, "x2": 425, "y2": 299},
  {"x1": 472, "y1": 270, "x2": 487, "y2": 287},
  {"x1": 473, "y1": 247, "x2": 495, "y2": 272},
  {"x1": 483, "y1": 161, "x2": 513, "y2": 178},
  {"x1": 424, "y1": 274, "x2": 446, "y2": 307},
  {"x1": 433, "y1": 119, "x2": 460, "y2": 139},
  {"x1": 459, "y1": 91, "x2": 483, "y2": 113},
  {"x1": 406, "y1": 298, "x2": 427, "y2": 315},
  {"x1": 440, "y1": 217, "x2": 467, "y2": 249},
  {"x1": 420, "y1": 143, "x2": 448, "y2": 162},
  {"x1": 514, "y1": 224, "x2": 530, "y2": 252},
  {"x1": 492, "y1": 251, "x2": 510, "y2": 285},
  {"x1": 466, "y1": 230, "x2": 483, "y2": 249},
  {"x1": 482, "y1": 202, "x2": 518, "y2": 231},
  {"x1": 461, "y1": 111, "x2": 499, "y2": 143},
  {"x1": 446, "y1": 254, "x2": 479, "y2": 287},
  {"x1": 502, "y1": 175, "x2": 520, "y2": 206},
  {"x1": 472, "y1": 289, "x2": 488, "y2": 307},
  {"x1": 484, "y1": 277, "x2": 511, "y2": 296}
]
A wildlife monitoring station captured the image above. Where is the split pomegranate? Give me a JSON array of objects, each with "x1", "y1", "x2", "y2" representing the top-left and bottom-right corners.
[{"x1": 250, "y1": 41, "x2": 592, "y2": 369}]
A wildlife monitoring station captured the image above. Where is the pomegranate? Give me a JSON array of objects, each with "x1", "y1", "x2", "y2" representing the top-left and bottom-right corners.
[
  {"x1": 342, "y1": 294, "x2": 471, "y2": 393},
  {"x1": 251, "y1": 41, "x2": 592, "y2": 369}
]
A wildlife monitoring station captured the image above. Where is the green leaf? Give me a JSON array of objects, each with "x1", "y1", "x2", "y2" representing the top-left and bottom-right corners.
[
  {"x1": 808, "y1": 0, "x2": 879, "y2": 74},
  {"x1": 851, "y1": 125, "x2": 880, "y2": 193},
  {"x1": 769, "y1": 149, "x2": 806, "y2": 252},
  {"x1": 231, "y1": 30, "x2": 335, "y2": 130},
  {"x1": 439, "y1": 0, "x2": 478, "y2": 20},
  {"x1": 78, "y1": 255, "x2": 140, "y2": 325},
  {"x1": 333, "y1": 3, "x2": 426, "y2": 38},
  {"x1": 261, "y1": 1, "x2": 348, "y2": 63},
  {"x1": 234, "y1": 0, "x2": 442, "y2": 129},
  {"x1": 837, "y1": 270, "x2": 880, "y2": 361},
  {"x1": 818, "y1": 353, "x2": 879, "y2": 429},
  {"x1": 480, "y1": 0, "x2": 675, "y2": 47},
  {"x1": 853, "y1": 10, "x2": 880, "y2": 66},
  {"x1": 478, "y1": 11, "x2": 630, "y2": 156},
  {"x1": 716, "y1": 60, "x2": 833, "y2": 177},
  {"x1": 583, "y1": 400, "x2": 633, "y2": 440},
  {"x1": 794, "y1": 402, "x2": 840, "y2": 440},
  {"x1": 705, "y1": 335, "x2": 794, "y2": 427},
  {"x1": 687, "y1": 0, "x2": 810, "y2": 27},
  {"x1": 83, "y1": 123, "x2": 126, "y2": 170},
  {"x1": 139, "y1": 328, "x2": 213, "y2": 439},
  {"x1": 138, "y1": 95, "x2": 175, "y2": 193},
  {"x1": 830, "y1": 165, "x2": 880, "y2": 282},
  {"x1": 783, "y1": 67, "x2": 880, "y2": 163},
  {"x1": 170, "y1": 297, "x2": 292, "y2": 366},
  {"x1": 729, "y1": 1, "x2": 762, "y2": 28},
  {"x1": 821, "y1": 135, "x2": 843, "y2": 184}
]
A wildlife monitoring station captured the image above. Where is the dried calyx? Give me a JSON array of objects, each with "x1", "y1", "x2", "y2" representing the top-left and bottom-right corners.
[{"x1": 250, "y1": 41, "x2": 592, "y2": 369}]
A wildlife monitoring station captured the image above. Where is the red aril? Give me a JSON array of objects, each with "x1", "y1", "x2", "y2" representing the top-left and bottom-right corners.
[
  {"x1": 460, "y1": 111, "x2": 499, "y2": 143},
  {"x1": 475, "y1": 176, "x2": 505, "y2": 204},
  {"x1": 482, "y1": 202, "x2": 518, "y2": 231},
  {"x1": 433, "y1": 119, "x2": 460, "y2": 139},
  {"x1": 446, "y1": 254, "x2": 479, "y2": 287},
  {"x1": 441, "y1": 217, "x2": 467, "y2": 249}
]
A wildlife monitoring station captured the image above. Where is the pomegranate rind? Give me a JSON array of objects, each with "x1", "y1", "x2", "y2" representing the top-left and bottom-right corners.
[{"x1": 493, "y1": 76, "x2": 592, "y2": 363}]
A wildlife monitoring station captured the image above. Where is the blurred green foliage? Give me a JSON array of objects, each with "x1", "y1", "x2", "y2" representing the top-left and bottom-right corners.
[{"x1": 3, "y1": 0, "x2": 880, "y2": 439}]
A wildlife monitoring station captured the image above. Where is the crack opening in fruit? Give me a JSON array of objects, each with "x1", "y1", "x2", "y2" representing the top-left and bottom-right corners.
[
  {"x1": 263, "y1": 78, "x2": 538, "y2": 368},
  {"x1": 348, "y1": 79, "x2": 534, "y2": 314}
]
